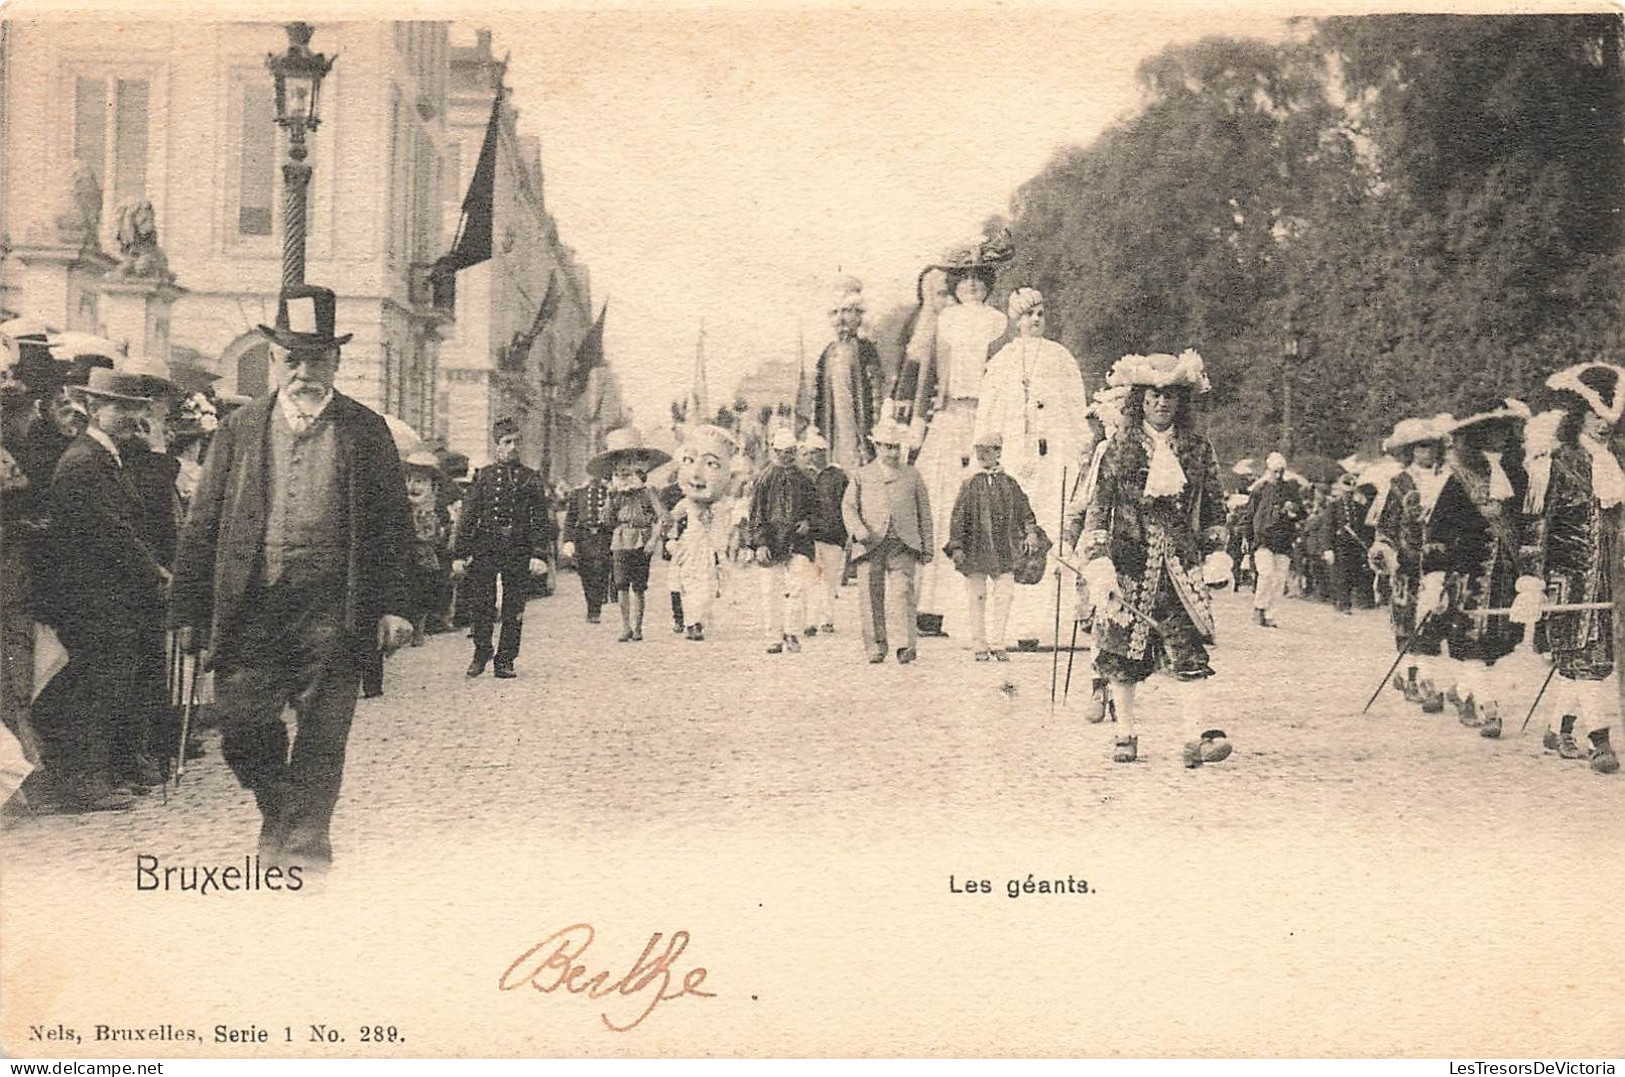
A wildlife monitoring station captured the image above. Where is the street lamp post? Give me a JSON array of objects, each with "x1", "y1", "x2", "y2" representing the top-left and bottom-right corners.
[
  {"x1": 266, "y1": 22, "x2": 334, "y2": 287},
  {"x1": 1282, "y1": 325, "x2": 1301, "y2": 458}
]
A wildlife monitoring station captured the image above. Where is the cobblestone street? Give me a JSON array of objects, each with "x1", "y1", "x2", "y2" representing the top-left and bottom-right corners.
[{"x1": 4, "y1": 565, "x2": 1623, "y2": 1056}]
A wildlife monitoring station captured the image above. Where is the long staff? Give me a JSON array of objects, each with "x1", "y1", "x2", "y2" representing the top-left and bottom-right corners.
[
  {"x1": 1520, "y1": 662, "x2": 1560, "y2": 736},
  {"x1": 1362, "y1": 615, "x2": 1430, "y2": 715},
  {"x1": 1050, "y1": 467, "x2": 1068, "y2": 713},
  {"x1": 174, "y1": 651, "x2": 198, "y2": 786}
]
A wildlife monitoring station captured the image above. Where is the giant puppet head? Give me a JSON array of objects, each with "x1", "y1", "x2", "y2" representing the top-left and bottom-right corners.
[{"x1": 677, "y1": 423, "x2": 739, "y2": 505}]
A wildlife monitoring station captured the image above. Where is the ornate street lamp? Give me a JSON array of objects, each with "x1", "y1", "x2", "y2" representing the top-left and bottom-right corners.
[{"x1": 266, "y1": 22, "x2": 334, "y2": 286}]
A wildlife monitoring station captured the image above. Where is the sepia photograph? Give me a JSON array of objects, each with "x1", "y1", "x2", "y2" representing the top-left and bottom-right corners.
[{"x1": 0, "y1": 0, "x2": 1622, "y2": 1060}]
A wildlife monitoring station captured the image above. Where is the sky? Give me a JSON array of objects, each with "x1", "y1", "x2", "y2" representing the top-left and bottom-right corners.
[{"x1": 481, "y1": 6, "x2": 1290, "y2": 428}]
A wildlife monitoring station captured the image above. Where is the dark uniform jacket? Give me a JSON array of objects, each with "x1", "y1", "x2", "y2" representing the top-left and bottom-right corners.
[
  {"x1": 169, "y1": 392, "x2": 414, "y2": 665},
  {"x1": 561, "y1": 479, "x2": 614, "y2": 544},
  {"x1": 454, "y1": 459, "x2": 555, "y2": 561},
  {"x1": 48, "y1": 434, "x2": 169, "y2": 632},
  {"x1": 810, "y1": 466, "x2": 850, "y2": 546},
  {"x1": 1243, "y1": 477, "x2": 1305, "y2": 554},
  {"x1": 746, "y1": 463, "x2": 818, "y2": 563}
]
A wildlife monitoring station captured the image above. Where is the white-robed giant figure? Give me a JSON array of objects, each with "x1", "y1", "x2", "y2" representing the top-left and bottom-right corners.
[{"x1": 973, "y1": 287, "x2": 1091, "y2": 645}]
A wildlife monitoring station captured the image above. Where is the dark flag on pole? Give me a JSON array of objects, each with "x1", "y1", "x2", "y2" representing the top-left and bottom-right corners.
[
  {"x1": 526, "y1": 272, "x2": 561, "y2": 345},
  {"x1": 560, "y1": 301, "x2": 608, "y2": 401},
  {"x1": 437, "y1": 91, "x2": 501, "y2": 274}
]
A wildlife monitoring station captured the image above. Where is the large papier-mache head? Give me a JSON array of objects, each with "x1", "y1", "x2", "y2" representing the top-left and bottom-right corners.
[{"x1": 677, "y1": 423, "x2": 738, "y2": 504}]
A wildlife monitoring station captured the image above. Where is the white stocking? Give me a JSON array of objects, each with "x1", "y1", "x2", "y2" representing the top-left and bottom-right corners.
[{"x1": 1112, "y1": 680, "x2": 1138, "y2": 738}]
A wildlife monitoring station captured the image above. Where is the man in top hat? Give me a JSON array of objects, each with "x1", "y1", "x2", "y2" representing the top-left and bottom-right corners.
[
  {"x1": 747, "y1": 427, "x2": 818, "y2": 654},
  {"x1": 452, "y1": 417, "x2": 554, "y2": 677},
  {"x1": 38, "y1": 368, "x2": 171, "y2": 811},
  {"x1": 841, "y1": 417, "x2": 934, "y2": 663},
  {"x1": 813, "y1": 276, "x2": 882, "y2": 475},
  {"x1": 171, "y1": 284, "x2": 415, "y2": 867}
]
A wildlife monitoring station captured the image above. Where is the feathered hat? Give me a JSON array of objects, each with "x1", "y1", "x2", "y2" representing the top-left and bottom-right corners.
[
  {"x1": 1106, "y1": 350, "x2": 1211, "y2": 393},
  {"x1": 1448, "y1": 398, "x2": 1533, "y2": 436},
  {"x1": 1546, "y1": 362, "x2": 1625, "y2": 425},
  {"x1": 1380, "y1": 416, "x2": 1448, "y2": 454}
]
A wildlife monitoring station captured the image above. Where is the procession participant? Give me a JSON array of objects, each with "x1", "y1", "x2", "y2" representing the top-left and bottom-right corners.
[
  {"x1": 403, "y1": 449, "x2": 449, "y2": 647},
  {"x1": 1521, "y1": 364, "x2": 1625, "y2": 774},
  {"x1": 1241, "y1": 452, "x2": 1305, "y2": 627},
  {"x1": 813, "y1": 276, "x2": 882, "y2": 474},
  {"x1": 1368, "y1": 417, "x2": 1452, "y2": 709},
  {"x1": 0, "y1": 378, "x2": 46, "y2": 815},
  {"x1": 561, "y1": 466, "x2": 616, "y2": 624},
  {"x1": 40, "y1": 369, "x2": 171, "y2": 809},
  {"x1": 893, "y1": 235, "x2": 1014, "y2": 639},
  {"x1": 842, "y1": 417, "x2": 934, "y2": 664},
  {"x1": 974, "y1": 287, "x2": 1090, "y2": 649},
  {"x1": 452, "y1": 417, "x2": 554, "y2": 678},
  {"x1": 588, "y1": 426, "x2": 671, "y2": 644},
  {"x1": 1423, "y1": 402, "x2": 1531, "y2": 736},
  {"x1": 943, "y1": 431, "x2": 1039, "y2": 661},
  {"x1": 1320, "y1": 473, "x2": 1375, "y2": 614},
  {"x1": 657, "y1": 472, "x2": 688, "y2": 634},
  {"x1": 801, "y1": 432, "x2": 848, "y2": 635},
  {"x1": 1063, "y1": 384, "x2": 1130, "y2": 720},
  {"x1": 171, "y1": 284, "x2": 415, "y2": 866},
  {"x1": 668, "y1": 424, "x2": 740, "y2": 641},
  {"x1": 1079, "y1": 351, "x2": 1227, "y2": 767},
  {"x1": 747, "y1": 427, "x2": 818, "y2": 654}
]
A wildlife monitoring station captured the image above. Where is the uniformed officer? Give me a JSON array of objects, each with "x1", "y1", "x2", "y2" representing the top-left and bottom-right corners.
[
  {"x1": 561, "y1": 470, "x2": 615, "y2": 623},
  {"x1": 451, "y1": 417, "x2": 554, "y2": 678}
]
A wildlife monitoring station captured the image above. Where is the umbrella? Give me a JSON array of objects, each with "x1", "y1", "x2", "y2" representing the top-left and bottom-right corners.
[
  {"x1": 45, "y1": 330, "x2": 125, "y2": 362},
  {"x1": 1291, "y1": 453, "x2": 1342, "y2": 485},
  {"x1": 383, "y1": 413, "x2": 424, "y2": 456},
  {"x1": 0, "y1": 316, "x2": 53, "y2": 340}
]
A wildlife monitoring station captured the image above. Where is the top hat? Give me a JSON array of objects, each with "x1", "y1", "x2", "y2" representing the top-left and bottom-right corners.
[
  {"x1": 257, "y1": 285, "x2": 353, "y2": 351},
  {"x1": 74, "y1": 367, "x2": 164, "y2": 404},
  {"x1": 586, "y1": 426, "x2": 671, "y2": 481}
]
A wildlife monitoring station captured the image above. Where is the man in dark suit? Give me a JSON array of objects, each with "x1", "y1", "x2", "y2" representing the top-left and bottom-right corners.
[
  {"x1": 171, "y1": 284, "x2": 415, "y2": 868},
  {"x1": 813, "y1": 276, "x2": 882, "y2": 474},
  {"x1": 41, "y1": 368, "x2": 172, "y2": 811},
  {"x1": 561, "y1": 471, "x2": 615, "y2": 624},
  {"x1": 451, "y1": 417, "x2": 553, "y2": 678}
]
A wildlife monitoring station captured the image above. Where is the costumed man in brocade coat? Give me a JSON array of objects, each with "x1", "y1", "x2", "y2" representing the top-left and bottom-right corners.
[
  {"x1": 1080, "y1": 351, "x2": 1228, "y2": 768},
  {"x1": 974, "y1": 287, "x2": 1090, "y2": 648},
  {"x1": 452, "y1": 417, "x2": 554, "y2": 678},
  {"x1": 813, "y1": 276, "x2": 882, "y2": 475},
  {"x1": 170, "y1": 285, "x2": 416, "y2": 867},
  {"x1": 1369, "y1": 416, "x2": 1453, "y2": 711},
  {"x1": 562, "y1": 470, "x2": 615, "y2": 624},
  {"x1": 1518, "y1": 363, "x2": 1625, "y2": 775},
  {"x1": 1421, "y1": 402, "x2": 1531, "y2": 738},
  {"x1": 1062, "y1": 384, "x2": 1130, "y2": 722}
]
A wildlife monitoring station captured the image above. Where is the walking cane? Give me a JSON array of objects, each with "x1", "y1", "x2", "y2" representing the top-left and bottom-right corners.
[
  {"x1": 1062, "y1": 618, "x2": 1080, "y2": 703},
  {"x1": 1051, "y1": 467, "x2": 1068, "y2": 714},
  {"x1": 1520, "y1": 661, "x2": 1560, "y2": 736},
  {"x1": 1363, "y1": 614, "x2": 1430, "y2": 715},
  {"x1": 174, "y1": 649, "x2": 198, "y2": 786}
]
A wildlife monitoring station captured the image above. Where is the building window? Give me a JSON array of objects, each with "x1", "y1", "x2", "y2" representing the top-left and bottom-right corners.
[
  {"x1": 239, "y1": 83, "x2": 276, "y2": 235},
  {"x1": 73, "y1": 76, "x2": 149, "y2": 209}
]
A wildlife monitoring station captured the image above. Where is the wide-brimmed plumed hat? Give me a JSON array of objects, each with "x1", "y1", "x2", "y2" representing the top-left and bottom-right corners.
[
  {"x1": 929, "y1": 228, "x2": 1015, "y2": 273},
  {"x1": 1381, "y1": 416, "x2": 1449, "y2": 454},
  {"x1": 1106, "y1": 350, "x2": 1211, "y2": 394},
  {"x1": 1448, "y1": 398, "x2": 1532, "y2": 435},
  {"x1": 1547, "y1": 362, "x2": 1625, "y2": 425},
  {"x1": 257, "y1": 284, "x2": 353, "y2": 351},
  {"x1": 586, "y1": 425, "x2": 671, "y2": 480}
]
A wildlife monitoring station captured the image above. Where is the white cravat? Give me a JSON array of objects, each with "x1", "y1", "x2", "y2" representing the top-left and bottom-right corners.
[
  {"x1": 1581, "y1": 433, "x2": 1625, "y2": 509},
  {"x1": 1142, "y1": 421, "x2": 1185, "y2": 498},
  {"x1": 1485, "y1": 452, "x2": 1515, "y2": 501}
]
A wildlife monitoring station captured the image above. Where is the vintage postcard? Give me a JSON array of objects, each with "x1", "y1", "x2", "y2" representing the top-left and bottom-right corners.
[{"x1": 1, "y1": 0, "x2": 1622, "y2": 1060}]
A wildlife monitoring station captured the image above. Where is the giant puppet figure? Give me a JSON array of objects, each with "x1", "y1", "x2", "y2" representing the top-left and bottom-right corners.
[
  {"x1": 813, "y1": 276, "x2": 882, "y2": 474},
  {"x1": 667, "y1": 424, "x2": 742, "y2": 641}
]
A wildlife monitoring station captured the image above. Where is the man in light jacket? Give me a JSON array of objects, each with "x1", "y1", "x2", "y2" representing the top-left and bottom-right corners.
[{"x1": 841, "y1": 418, "x2": 933, "y2": 664}]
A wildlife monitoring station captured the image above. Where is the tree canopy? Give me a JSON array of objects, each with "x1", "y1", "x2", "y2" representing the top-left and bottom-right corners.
[{"x1": 1005, "y1": 14, "x2": 1624, "y2": 463}]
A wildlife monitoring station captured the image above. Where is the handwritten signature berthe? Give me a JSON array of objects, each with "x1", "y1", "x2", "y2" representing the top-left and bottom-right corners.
[{"x1": 498, "y1": 922, "x2": 716, "y2": 1032}]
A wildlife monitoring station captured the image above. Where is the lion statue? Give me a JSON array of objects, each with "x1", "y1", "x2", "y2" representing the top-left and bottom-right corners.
[{"x1": 107, "y1": 198, "x2": 174, "y2": 283}]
